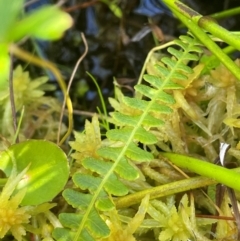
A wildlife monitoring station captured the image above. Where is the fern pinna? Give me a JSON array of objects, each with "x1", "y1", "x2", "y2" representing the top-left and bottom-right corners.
[{"x1": 52, "y1": 35, "x2": 203, "y2": 241}]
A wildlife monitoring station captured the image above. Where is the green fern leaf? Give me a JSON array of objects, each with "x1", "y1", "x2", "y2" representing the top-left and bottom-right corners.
[
  {"x1": 143, "y1": 74, "x2": 184, "y2": 90},
  {"x1": 143, "y1": 74, "x2": 165, "y2": 88},
  {"x1": 97, "y1": 146, "x2": 123, "y2": 160},
  {"x1": 111, "y1": 112, "x2": 164, "y2": 127},
  {"x1": 59, "y1": 211, "x2": 109, "y2": 239},
  {"x1": 82, "y1": 158, "x2": 112, "y2": 175},
  {"x1": 134, "y1": 84, "x2": 176, "y2": 104},
  {"x1": 114, "y1": 157, "x2": 139, "y2": 180},
  {"x1": 87, "y1": 209, "x2": 110, "y2": 237},
  {"x1": 82, "y1": 156, "x2": 139, "y2": 180},
  {"x1": 73, "y1": 171, "x2": 128, "y2": 196},
  {"x1": 72, "y1": 174, "x2": 103, "y2": 193},
  {"x1": 107, "y1": 127, "x2": 157, "y2": 144},
  {"x1": 63, "y1": 189, "x2": 93, "y2": 208},
  {"x1": 96, "y1": 197, "x2": 115, "y2": 211},
  {"x1": 53, "y1": 228, "x2": 81, "y2": 241},
  {"x1": 56, "y1": 34, "x2": 204, "y2": 241},
  {"x1": 59, "y1": 213, "x2": 83, "y2": 229},
  {"x1": 126, "y1": 143, "x2": 153, "y2": 161},
  {"x1": 142, "y1": 114, "x2": 166, "y2": 126},
  {"x1": 98, "y1": 144, "x2": 153, "y2": 163},
  {"x1": 59, "y1": 192, "x2": 110, "y2": 238},
  {"x1": 154, "y1": 64, "x2": 171, "y2": 76},
  {"x1": 161, "y1": 57, "x2": 178, "y2": 69},
  {"x1": 111, "y1": 112, "x2": 140, "y2": 126},
  {"x1": 167, "y1": 47, "x2": 183, "y2": 59},
  {"x1": 163, "y1": 80, "x2": 186, "y2": 89},
  {"x1": 123, "y1": 96, "x2": 173, "y2": 113},
  {"x1": 104, "y1": 174, "x2": 129, "y2": 196}
]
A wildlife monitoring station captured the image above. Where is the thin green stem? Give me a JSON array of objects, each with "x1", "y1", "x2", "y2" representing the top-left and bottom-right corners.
[
  {"x1": 86, "y1": 72, "x2": 109, "y2": 131},
  {"x1": 162, "y1": 152, "x2": 240, "y2": 192},
  {"x1": 115, "y1": 163, "x2": 240, "y2": 209},
  {"x1": 163, "y1": 0, "x2": 240, "y2": 81},
  {"x1": 115, "y1": 176, "x2": 216, "y2": 208},
  {"x1": 178, "y1": 7, "x2": 240, "y2": 28},
  {"x1": 210, "y1": 7, "x2": 240, "y2": 20},
  {"x1": 13, "y1": 106, "x2": 24, "y2": 144}
]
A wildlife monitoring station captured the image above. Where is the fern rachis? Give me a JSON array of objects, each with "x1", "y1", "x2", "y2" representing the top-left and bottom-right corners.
[{"x1": 53, "y1": 35, "x2": 204, "y2": 241}]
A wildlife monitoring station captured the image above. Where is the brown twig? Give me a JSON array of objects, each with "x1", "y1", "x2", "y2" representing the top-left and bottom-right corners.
[
  {"x1": 10, "y1": 44, "x2": 73, "y2": 146},
  {"x1": 57, "y1": 32, "x2": 88, "y2": 144},
  {"x1": 63, "y1": 0, "x2": 98, "y2": 12}
]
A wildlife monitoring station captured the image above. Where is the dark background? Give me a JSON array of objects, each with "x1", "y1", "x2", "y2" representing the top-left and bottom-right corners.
[{"x1": 25, "y1": 0, "x2": 240, "y2": 129}]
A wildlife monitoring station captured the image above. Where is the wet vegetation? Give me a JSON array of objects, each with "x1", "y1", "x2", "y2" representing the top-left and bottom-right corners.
[{"x1": 1, "y1": 0, "x2": 240, "y2": 240}]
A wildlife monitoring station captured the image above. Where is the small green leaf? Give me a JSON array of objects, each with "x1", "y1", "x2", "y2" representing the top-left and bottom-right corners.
[
  {"x1": 0, "y1": 0, "x2": 24, "y2": 41},
  {"x1": 63, "y1": 189, "x2": 93, "y2": 209},
  {"x1": 179, "y1": 36, "x2": 203, "y2": 53},
  {"x1": 175, "y1": 63, "x2": 193, "y2": 74},
  {"x1": 59, "y1": 213, "x2": 83, "y2": 229},
  {"x1": 123, "y1": 97, "x2": 148, "y2": 110},
  {"x1": 134, "y1": 84, "x2": 156, "y2": 99},
  {"x1": 135, "y1": 84, "x2": 176, "y2": 104},
  {"x1": 100, "y1": 0, "x2": 122, "y2": 18},
  {"x1": 105, "y1": 174, "x2": 129, "y2": 196},
  {"x1": 184, "y1": 52, "x2": 200, "y2": 61},
  {"x1": 123, "y1": 96, "x2": 172, "y2": 114},
  {"x1": 111, "y1": 112, "x2": 140, "y2": 126},
  {"x1": 73, "y1": 174, "x2": 102, "y2": 193},
  {"x1": 154, "y1": 64, "x2": 170, "y2": 76},
  {"x1": 163, "y1": 80, "x2": 184, "y2": 89},
  {"x1": 171, "y1": 71, "x2": 188, "y2": 80},
  {"x1": 94, "y1": 147, "x2": 139, "y2": 180},
  {"x1": 150, "y1": 103, "x2": 173, "y2": 113},
  {"x1": 107, "y1": 127, "x2": 157, "y2": 144},
  {"x1": 174, "y1": 39, "x2": 188, "y2": 51},
  {"x1": 8, "y1": 6, "x2": 73, "y2": 41},
  {"x1": 167, "y1": 47, "x2": 183, "y2": 59},
  {"x1": 75, "y1": 161, "x2": 129, "y2": 196},
  {"x1": 53, "y1": 224, "x2": 94, "y2": 241},
  {"x1": 87, "y1": 208, "x2": 110, "y2": 238},
  {"x1": 96, "y1": 197, "x2": 115, "y2": 211},
  {"x1": 158, "y1": 91, "x2": 176, "y2": 103},
  {"x1": 161, "y1": 57, "x2": 177, "y2": 69},
  {"x1": 82, "y1": 157, "x2": 112, "y2": 176},
  {"x1": 97, "y1": 146, "x2": 122, "y2": 161},
  {"x1": 142, "y1": 114, "x2": 165, "y2": 127},
  {"x1": 106, "y1": 128, "x2": 131, "y2": 142},
  {"x1": 143, "y1": 74, "x2": 164, "y2": 88},
  {"x1": 126, "y1": 143, "x2": 154, "y2": 162},
  {"x1": 134, "y1": 126, "x2": 158, "y2": 144},
  {"x1": 200, "y1": 55, "x2": 220, "y2": 74},
  {"x1": 52, "y1": 228, "x2": 76, "y2": 241},
  {"x1": 0, "y1": 140, "x2": 69, "y2": 205},
  {"x1": 115, "y1": 157, "x2": 139, "y2": 180}
]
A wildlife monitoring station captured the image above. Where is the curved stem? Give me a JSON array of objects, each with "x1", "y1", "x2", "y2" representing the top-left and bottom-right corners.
[{"x1": 9, "y1": 44, "x2": 73, "y2": 146}]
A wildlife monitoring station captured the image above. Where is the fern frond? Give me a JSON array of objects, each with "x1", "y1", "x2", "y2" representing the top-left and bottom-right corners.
[{"x1": 53, "y1": 34, "x2": 203, "y2": 241}]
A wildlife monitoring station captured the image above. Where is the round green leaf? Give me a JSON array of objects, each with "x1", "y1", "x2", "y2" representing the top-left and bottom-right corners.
[{"x1": 0, "y1": 140, "x2": 69, "y2": 206}]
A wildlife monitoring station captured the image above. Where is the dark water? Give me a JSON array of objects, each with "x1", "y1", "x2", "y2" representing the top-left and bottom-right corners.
[{"x1": 25, "y1": 0, "x2": 240, "y2": 130}]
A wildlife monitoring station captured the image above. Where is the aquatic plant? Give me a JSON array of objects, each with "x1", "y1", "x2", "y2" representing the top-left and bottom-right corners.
[{"x1": 2, "y1": 0, "x2": 240, "y2": 240}]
